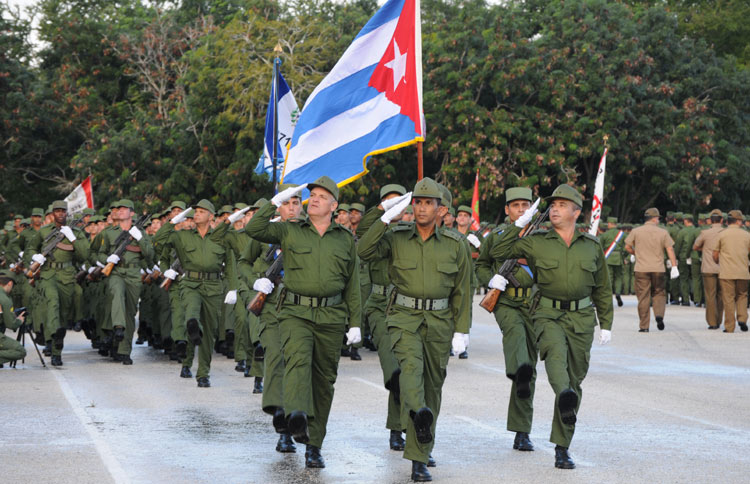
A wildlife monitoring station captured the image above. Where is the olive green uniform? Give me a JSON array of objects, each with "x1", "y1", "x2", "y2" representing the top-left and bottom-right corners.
[
  {"x1": 599, "y1": 228, "x2": 626, "y2": 295},
  {"x1": 476, "y1": 227, "x2": 537, "y2": 434},
  {"x1": 0, "y1": 290, "x2": 27, "y2": 364},
  {"x1": 358, "y1": 219, "x2": 471, "y2": 464},
  {"x1": 491, "y1": 225, "x2": 613, "y2": 448},
  {"x1": 245, "y1": 201, "x2": 360, "y2": 448}
]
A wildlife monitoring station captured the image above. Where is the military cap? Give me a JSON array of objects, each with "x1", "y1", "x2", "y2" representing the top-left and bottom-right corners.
[
  {"x1": 457, "y1": 205, "x2": 473, "y2": 215},
  {"x1": 13, "y1": 213, "x2": 24, "y2": 220},
  {"x1": 233, "y1": 202, "x2": 249, "y2": 211},
  {"x1": 185, "y1": 209, "x2": 195, "y2": 219},
  {"x1": 674, "y1": 212, "x2": 684, "y2": 220},
  {"x1": 51, "y1": 200, "x2": 68, "y2": 211},
  {"x1": 709, "y1": 208, "x2": 723, "y2": 218},
  {"x1": 168, "y1": 201, "x2": 187, "y2": 211},
  {"x1": 3, "y1": 221, "x2": 12, "y2": 230},
  {"x1": 683, "y1": 213, "x2": 694, "y2": 221},
  {"x1": 90, "y1": 215, "x2": 104, "y2": 223},
  {"x1": 307, "y1": 176, "x2": 339, "y2": 201},
  {"x1": 116, "y1": 199, "x2": 135, "y2": 210},
  {"x1": 722, "y1": 211, "x2": 728, "y2": 218},
  {"x1": 729, "y1": 209, "x2": 744, "y2": 220},
  {"x1": 380, "y1": 184, "x2": 406, "y2": 199},
  {"x1": 666, "y1": 211, "x2": 675, "y2": 217},
  {"x1": 45, "y1": 204, "x2": 53, "y2": 214},
  {"x1": 20, "y1": 218, "x2": 30, "y2": 226},
  {"x1": 350, "y1": 203, "x2": 366, "y2": 213},
  {"x1": 251, "y1": 198, "x2": 269, "y2": 210},
  {"x1": 505, "y1": 187, "x2": 533, "y2": 203},
  {"x1": 31, "y1": 208, "x2": 44, "y2": 217},
  {"x1": 448, "y1": 207, "x2": 456, "y2": 216},
  {"x1": 0, "y1": 269, "x2": 15, "y2": 279},
  {"x1": 437, "y1": 183, "x2": 452, "y2": 207},
  {"x1": 698, "y1": 213, "x2": 708, "y2": 220},
  {"x1": 216, "y1": 205, "x2": 232, "y2": 216},
  {"x1": 405, "y1": 205, "x2": 413, "y2": 214},
  {"x1": 607, "y1": 217, "x2": 618, "y2": 223},
  {"x1": 644, "y1": 207, "x2": 660, "y2": 218},
  {"x1": 413, "y1": 177, "x2": 442, "y2": 199},
  {"x1": 193, "y1": 199, "x2": 216, "y2": 215},
  {"x1": 336, "y1": 203, "x2": 351, "y2": 213},
  {"x1": 278, "y1": 183, "x2": 302, "y2": 196},
  {"x1": 82, "y1": 208, "x2": 96, "y2": 216},
  {"x1": 546, "y1": 184, "x2": 583, "y2": 207},
  {"x1": 150, "y1": 214, "x2": 161, "y2": 221}
]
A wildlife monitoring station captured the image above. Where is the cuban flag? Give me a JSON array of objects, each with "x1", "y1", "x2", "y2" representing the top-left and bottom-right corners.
[
  {"x1": 281, "y1": 0, "x2": 424, "y2": 190},
  {"x1": 255, "y1": 68, "x2": 299, "y2": 180}
]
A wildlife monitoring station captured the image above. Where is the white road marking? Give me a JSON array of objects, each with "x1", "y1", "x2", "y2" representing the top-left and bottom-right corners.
[{"x1": 52, "y1": 370, "x2": 131, "y2": 484}]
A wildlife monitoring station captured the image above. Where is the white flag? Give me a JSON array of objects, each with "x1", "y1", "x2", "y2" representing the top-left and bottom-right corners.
[
  {"x1": 588, "y1": 148, "x2": 607, "y2": 236},
  {"x1": 64, "y1": 175, "x2": 94, "y2": 214}
]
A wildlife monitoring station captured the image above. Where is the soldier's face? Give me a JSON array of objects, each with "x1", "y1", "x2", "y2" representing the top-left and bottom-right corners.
[
  {"x1": 413, "y1": 197, "x2": 439, "y2": 227},
  {"x1": 244, "y1": 210, "x2": 257, "y2": 224},
  {"x1": 505, "y1": 200, "x2": 531, "y2": 223},
  {"x1": 456, "y1": 212, "x2": 472, "y2": 227},
  {"x1": 401, "y1": 212, "x2": 414, "y2": 222},
  {"x1": 53, "y1": 209, "x2": 67, "y2": 225},
  {"x1": 193, "y1": 208, "x2": 213, "y2": 225},
  {"x1": 151, "y1": 219, "x2": 162, "y2": 232},
  {"x1": 279, "y1": 198, "x2": 302, "y2": 221},
  {"x1": 308, "y1": 188, "x2": 337, "y2": 219},
  {"x1": 170, "y1": 207, "x2": 182, "y2": 219},
  {"x1": 443, "y1": 213, "x2": 455, "y2": 227},
  {"x1": 31, "y1": 215, "x2": 42, "y2": 227},
  {"x1": 549, "y1": 199, "x2": 580, "y2": 228},
  {"x1": 335, "y1": 211, "x2": 350, "y2": 225},
  {"x1": 349, "y1": 209, "x2": 362, "y2": 226}
]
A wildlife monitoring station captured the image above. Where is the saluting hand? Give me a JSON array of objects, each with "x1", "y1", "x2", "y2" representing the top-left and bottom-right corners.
[
  {"x1": 514, "y1": 198, "x2": 540, "y2": 228},
  {"x1": 381, "y1": 192, "x2": 412, "y2": 224},
  {"x1": 271, "y1": 184, "x2": 308, "y2": 207}
]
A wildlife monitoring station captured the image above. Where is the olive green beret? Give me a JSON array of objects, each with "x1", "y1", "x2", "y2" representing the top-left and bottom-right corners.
[
  {"x1": 193, "y1": 199, "x2": 216, "y2": 215},
  {"x1": 546, "y1": 184, "x2": 582, "y2": 207},
  {"x1": 505, "y1": 187, "x2": 533, "y2": 203},
  {"x1": 350, "y1": 203, "x2": 366, "y2": 213},
  {"x1": 413, "y1": 177, "x2": 442, "y2": 200},
  {"x1": 380, "y1": 184, "x2": 406, "y2": 199},
  {"x1": 307, "y1": 176, "x2": 339, "y2": 201},
  {"x1": 457, "y1": 205, "x2": 472, "y2": 215}
]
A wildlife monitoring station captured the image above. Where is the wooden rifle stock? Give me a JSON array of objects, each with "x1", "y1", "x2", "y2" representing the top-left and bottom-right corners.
[
  {"x1": 25, "y1": 261, "x2": 40, "y2": 280},
  {"x1": 479, "y1": 288, "x2": 501, "y2": 313},
  {"x1": 12, "y1": 262, "x2": 25, "y2": 274},
  {"x1": 247, "y1": 292, "x2": 268, "y2": 316},
  {"x1": 75, "y1": 269, "x2": 88, "y2": 284},
  {"x1": 160, "y1": 277, "x2": 174, "y2": 291},
  {"x1": 101, "y1": 262, "x2": 115, "y2": 277}
]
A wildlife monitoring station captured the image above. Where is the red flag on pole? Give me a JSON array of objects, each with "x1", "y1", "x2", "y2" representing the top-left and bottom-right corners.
[
  {"x1": 470, "y1": 170, "x2": 480, "y2": 231},
  {"x1": 64, "y1": 175, "x2": 94, "y2": 214}
]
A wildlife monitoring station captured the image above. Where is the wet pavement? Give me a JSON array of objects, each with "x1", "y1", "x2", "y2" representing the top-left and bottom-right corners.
[{"x1": 3, "y1": 295, "x2": 750, "y2": 483}]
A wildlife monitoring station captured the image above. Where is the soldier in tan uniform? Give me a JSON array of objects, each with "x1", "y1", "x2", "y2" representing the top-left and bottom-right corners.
[
  {"x1": 693, "y1": 209, "x2": 725, "y2": 329},
  {"x1": 713, "y1": 210, "x2": 750, "y2": 333},
  {"x1": 624, "y1": 208, "x2": 679, "y2": 332}
]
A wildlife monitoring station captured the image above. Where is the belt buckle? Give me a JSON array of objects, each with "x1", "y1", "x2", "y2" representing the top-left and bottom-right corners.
[{"x1": 559, "y1": 300, "x2": 570, "y2": 310}]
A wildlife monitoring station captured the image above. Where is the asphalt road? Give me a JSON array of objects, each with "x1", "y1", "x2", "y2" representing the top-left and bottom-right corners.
[{"x1": 3, "y1": 295, "x2": 749, "y2": 484}]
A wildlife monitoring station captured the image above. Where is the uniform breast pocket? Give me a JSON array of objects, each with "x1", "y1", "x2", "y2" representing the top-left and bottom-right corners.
[
  {"x1": 436, "y1": 262, "x2": 458, "y2": 287},
  {"x1": 211, "y1": 244, "x2": 225, "y2": 259},
  {"x1": 579, "y1": 260, "x2": 597, "y2": 287},
  {"x1": 392, "y1": 259, "x2": 417, "y2": 287},
  {"x1": 286, "y1": 245, "x2": 311, "y2": 270},
  {"x1": 535, "y1": 259, "x2": 559, "y2": 285},
  {"x1": 334, "y1": 249, "x2": 352, "y2": 276}
]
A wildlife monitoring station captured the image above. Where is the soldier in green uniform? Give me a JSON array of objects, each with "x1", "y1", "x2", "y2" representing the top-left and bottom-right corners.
[
  {"x1": 155, "y1": 200, "x2": 239, "y2": 387},
  {"x1": 665, "y1": 212, "x2": 681, "y2": 304},
  {"x1": 358, "y1": 177, "x2": 471, "y2": 483},
  {"x1": 599, "y1": 217, "x2": 626, "y2": 307},
  {"x1": 675, "y1": 214, "x2": 698, "y2": 306},
  {"x1": 356, "y1": 184, "x2": 408, "y2": 452},
  {"x1": 25, "y1": 200, "x2": 90, "y2": 366},
  {"x1": 491, "y1": 185, "x2": 614, "y2": 470},
  {"x1": 348, "y1": 202, "x2": 369, "y2": 360},
  {"x1": 96, "y1": 200, "x2": 154, "y2": 364},
  {"x1": 476, "y1": 187, "x2": 538, "y2": 453},
  {"x1": 245, "y1": 177, "x2": 360, "y2": 469},
  {"x1": 0, "y1": 270, "x2": 28, "y2": 366},
  {"x1": 239, "y1": 192, "x2": 302, "y2": 453}
]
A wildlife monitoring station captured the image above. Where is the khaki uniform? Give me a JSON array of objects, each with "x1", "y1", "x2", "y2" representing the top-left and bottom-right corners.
[
  {"x1": 715, "y1": 226, "x2": 750, "y2": 332},
  {"x1": 694, "y1": 225, "x2": 725, "y2": 327}
]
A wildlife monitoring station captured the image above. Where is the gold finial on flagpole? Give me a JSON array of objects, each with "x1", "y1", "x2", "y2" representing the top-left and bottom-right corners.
[
  {"x1": 603, "y1": 134, "x2": 609, "y2": 147},
  {"x1": 274, "y1": 42, "x2": 283, "y2": 54}
]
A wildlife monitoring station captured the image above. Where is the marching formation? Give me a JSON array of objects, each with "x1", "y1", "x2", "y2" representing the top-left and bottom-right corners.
[{"x1": 2, "y1": 177, "x2": 747, "y2": 482}]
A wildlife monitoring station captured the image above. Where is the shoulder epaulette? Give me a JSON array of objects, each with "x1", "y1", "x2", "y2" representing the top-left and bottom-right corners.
[
  {"x1": 391, "y1": 223, "x2": 413, "y2": 232},
  {"x1": 441, "y1": 228, "x2": 463, "y2": 242},
  {"x1": 582, "y1": 232, "x2": 599, "y2": 243}
]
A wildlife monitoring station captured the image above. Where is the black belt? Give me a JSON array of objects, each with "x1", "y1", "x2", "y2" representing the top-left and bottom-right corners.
[
  {"x1": 184, "y1": 271, "x2": 223, "y2": 280},
  {"x1": 538, "y1": 296, "x2": 592, "y2": 311},
  {"x1": 285, "y1": 291, "x2": 343, "y2": 307}
]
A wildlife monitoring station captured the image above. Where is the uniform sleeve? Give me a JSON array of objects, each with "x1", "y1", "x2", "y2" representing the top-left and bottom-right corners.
[
  {"x1": 356, "y1": 206, "x2": 384, "y2": 238},
  {"x1": 624, "y1": 231, "x2": 635, "y2": 250},
  {"x1": 238, "y1": 239, "x2": 263, "y2": 289},
  {"x1": 223, "y1": 242, "x2": 238, "y2": 292},
  {"x1": 0, "y1": 297, "x2": 21, "y2": 330},
  {"x1": 343, "y1": 239, "x2": 362, "y2": 328},
  {"x1": 245, "y1": 203, "x2": 286, "y2": 244},
  {"x1": 452, "y1": 239, "x2": 472, "y2": 334},
  {"x1": 23, "y1": 230, "x2": 42, "y2": 266},
  {"x1": 490, "y1": 224, "x2": 531, "y2": 261},
  {"x1": 474, "y1": 232, "x2": 497, "y2": 287},
  {"x1": 693, "y1": 231, "x2": 705, "y2": 251},
  {"x1": 73, "y1": 229, "x2": 91, "y2": 264},
  {"x1": 96, "y1": 230, "x2": 112, "y2": 265},
  {"x1": 591, "y1": 245, "x2": 614, "y2": 330},
  {"x1": 357, "y1": 218, "x2": 391, "y2": 262}
]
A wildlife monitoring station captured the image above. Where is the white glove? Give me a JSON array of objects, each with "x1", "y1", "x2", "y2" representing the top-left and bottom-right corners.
[
  {"x1": 224, "y1": 290, "x2": 237, "y2": 304},
  {"x1": 514, "y1": 198, "x2": 540, "y2": 228},
  {"x1": 145, "y1": 267, "x2": 152, "y2": 274},
  {"x1": 152, "y1": 265, "x2": 161, "y2": 273},
  {"x1": 599, "y1": 329, "x2": 612, "y2": 345},
  {"x1": 227, "y1": 206, "x2": 251, "y2": 224},
  {"x1": 666, "y1": 260, "x2": 672, "y2": 269},
  {"x1": 452, "y1": 332, "x2": 467, "y2": 354},
  {"x1": 19, "y1": 251, "x2": 23, "y2": 258},
  {"x1": 170, "y1": 208, "x2": 191, "y2": 224},
  {"x1": 686, "y1": 258, "x2": 692, "y2": 265},
  {"x1": 88, "y1": 266, "x2": 96, "y2": 274},
  {"x1": 140, "y1": 268, "x2": 145, "y2": 275},
  {"x1": 488, "y1": 274, "x2": 509, "y2": 291},
  {"x1": 381, "y1": 192, "x2": 411, "y2": 212},
  {"x1": 128, "y1": 226, "x2": 142, "y2": 241},
  {"x1": 630, "y1": 255, "x2": 635, "y2": 263},
  {"x1": 670, "y1": 266, "x2": 679, "y2": 279},
  {"x1": 253, "y1": 277, "x2": 275, "y2": 294},
  {"x1": 164, "y1": 269, "x2": 178, "y2": 280},
  {"x1": 9, "y1": 263, "x2": 15, "y2": 270},
  {"x1": 60, "y1": 225, "x2": 76, "y2": 242},
  {"x1": 32, "y1": 254, "x2": 46, "y2": 265},
  {"x1": 96, "y1": 261, "x2": 105, "y2": 268},
  {"x1": 106, "y1": 254, "x2": 120, "y2": 265},
  {"x1": 381, "y1": 192, "x2": 413, "y2": 224},
  {"x1": 466, "y1": 233, "x2": 481, "y2": 249},
  {"x1": 270, "y1": 216, "x2": 282, "y2": 223},
  {"x1": 271, "y1": 183, "x2": 308, "y2": 207},
  {"x1": 346, "y1": 327, "x2": 362, "y2": 345}
]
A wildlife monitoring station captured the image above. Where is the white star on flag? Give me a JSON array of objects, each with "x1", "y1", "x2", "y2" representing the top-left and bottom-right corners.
[{"x1": 384, "y1": 40, "x2": 408, "y2": 90}]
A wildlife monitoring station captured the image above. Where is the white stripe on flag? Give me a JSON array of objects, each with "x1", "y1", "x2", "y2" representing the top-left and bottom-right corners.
[{"x1": 285, "y1": 93, "x2": 401, "y2": 173}]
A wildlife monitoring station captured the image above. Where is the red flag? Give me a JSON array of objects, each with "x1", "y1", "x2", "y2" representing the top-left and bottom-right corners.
[
  {"x1": 64, "y1": 175, "x2": 94, "y2": 214},
  {"x1": 470, "y1": 170, "x2": 480, "y2": 231}
]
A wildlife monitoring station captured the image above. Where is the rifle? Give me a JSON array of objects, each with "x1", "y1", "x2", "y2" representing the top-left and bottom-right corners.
[
  {"x1": 75, "y1": 267, "x2": 88, "y2": 284},
  {"x1": 159, "y1": 251, "x2": 183, "y2": 291},
  {"x1": 247, "y1": 246, "x2": 283, "y2": 316},
  {"x1": 25, "y1": 215, "x2": 85, "y2": 281},
  {"x1": 89, "y1": 213, "x2": 150, "y2": 280},
  {"x1": 143, "y1": 267, "x2": 162, "y2": 285},
  {"x1": 479, "y1": 205, "x2": 551, "y2": 313}
]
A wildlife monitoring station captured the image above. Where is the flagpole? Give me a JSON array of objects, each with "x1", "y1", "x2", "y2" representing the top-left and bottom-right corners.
[
  {"x1": 417, "y1": 141, "x2": 423, "y2": 180},
  {"x1": 272, "y1": 43, "x2": 282, "y2": 193}
]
